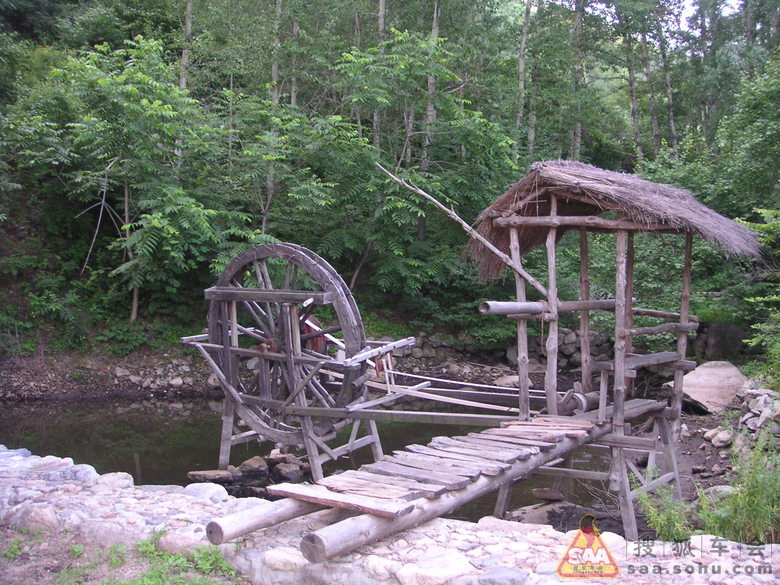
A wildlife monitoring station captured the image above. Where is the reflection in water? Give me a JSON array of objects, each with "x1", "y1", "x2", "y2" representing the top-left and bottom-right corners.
[{"x1": 0, "y1": 398, "x2": 606, "y2": 521}]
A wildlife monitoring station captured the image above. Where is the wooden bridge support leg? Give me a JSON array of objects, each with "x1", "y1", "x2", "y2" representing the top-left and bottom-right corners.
[
  {"x1": 656, "y1": 416, "x2": 682, "y2": 500},
  {"x1": 493, "y1": 483, "x2": 513, "y2": 519},
  {"x1": 218, "y1": 396, "x2": 236, "y2": 469},
  {"x1": 611, "y1": 446, "x2": 639, "y2": 541}
]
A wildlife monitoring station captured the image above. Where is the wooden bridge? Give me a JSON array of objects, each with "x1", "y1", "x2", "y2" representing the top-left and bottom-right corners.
[{"x1": 206, "y1": 399, "x2": 675, "y2": 562}]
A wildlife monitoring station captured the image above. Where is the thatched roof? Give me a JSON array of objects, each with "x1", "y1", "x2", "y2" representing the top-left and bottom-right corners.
[{"x1": 471, "y1": 160, "x2": 761, "y2": 281}]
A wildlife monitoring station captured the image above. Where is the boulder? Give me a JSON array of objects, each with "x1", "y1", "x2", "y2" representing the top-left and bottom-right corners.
[
  {"x1": 711, "y1": 430, "x2": 732, "y2": 448},
  {"x1": 187, "y1": 470, "x2": 233, "y2": 484},
  {"x1": 271, "y1": 462, "x2": 303, "y2": 482},
  {"x1": 682, "y1": 361, "x2": 747, "y2": 413}
]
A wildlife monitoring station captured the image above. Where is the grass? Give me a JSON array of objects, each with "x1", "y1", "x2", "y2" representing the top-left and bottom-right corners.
[{"x1": 636, "y1": 485, "x2": 693, "y2": 542}]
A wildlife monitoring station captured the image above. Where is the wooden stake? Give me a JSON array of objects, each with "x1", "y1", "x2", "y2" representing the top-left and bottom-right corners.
[
  {"x1": 671, "y1": 233, "x2": 693, "y2": 437},
  {"x1": 510, "y1": 227, "x2": 530, "y2": 420},
  {"x1": 544, "y1": 195, "x2": 559, "y2": 415},
  {"x1": 613, "y1": 230, "x2": 629, "y2": 433},
  {"x1": 579, "y1": 228, "x2": 592, "y2": 393}
]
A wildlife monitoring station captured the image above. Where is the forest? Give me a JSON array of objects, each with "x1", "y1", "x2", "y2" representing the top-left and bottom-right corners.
[{"x1": 0, "y1": 0, "x2": 777, "y2": 386}]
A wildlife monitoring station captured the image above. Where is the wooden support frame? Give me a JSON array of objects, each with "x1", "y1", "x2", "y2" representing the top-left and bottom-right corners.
[
  {"x1": 544, "y1": 195, "x2": 560, "y2": 415},
  {"x1": 510, "y1": 227, "x2": 531, "y2": 420}
]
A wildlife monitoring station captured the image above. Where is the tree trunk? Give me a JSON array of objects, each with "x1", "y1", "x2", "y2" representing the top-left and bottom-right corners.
[
  {"x1": 124, "y1": 181, "x2": 138, "y2": 322},
  {"x1": 418, "y1": 0, "x2": 440, "y2": 242},
  {"x1": 271, "y1": 0, "x2": 282, "y2": 105},
  {"x1": 526, "y1": 0, "x2": 543, "y2": 160},
  {"x1": 290, "y1": 20, "x2": 299, "y2": 106},
  {"x1": 641, "y1": 31, "x2": 661, "y2": 155},
  {"x1": 515, "y1": 0, "x2": 533, "y2": 158},
  {"x1": 618, "y1": 9, "x2": 643, "y2": 162},
  {"x1": 569, "y1": 0, "x2": 585, "y2": 161},
  {"x1": 373, "y1": 0, "x2": 387, "y2": 154},
  {"x1": 656, "y1": 19, "x2": 678, "y2": 153},
  {"x1": 179, "y1": 0, "x2": 193, "y2": 91}
]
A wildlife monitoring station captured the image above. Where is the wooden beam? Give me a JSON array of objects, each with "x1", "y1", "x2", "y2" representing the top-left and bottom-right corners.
[
  {"x1": 493, "y1": 215, "x2": 678, "y2": 232},
  {"x1": 624, "y1": 322, "x2": 698, "y2": 336},
  {"x1": 535, "y1": 466, "x2": 610, "y2": 481},
  {"x1": 205, "y1": 286, "x2": 334, "y2": 305}
]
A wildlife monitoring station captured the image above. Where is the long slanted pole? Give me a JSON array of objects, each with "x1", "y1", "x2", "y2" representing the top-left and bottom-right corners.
[
  {"x1": 544, "y1": 195, "x2": 559, "y2": 415},
  {"x1": 671, "y1": 233, "x2": 693, "y2": 437},
  {"x1": 509, "y1": 228, "x2": 530, "y2": 420},
  {"x1": 579, "y1": 228, "x2": 592, "y2": 393},
  {"x1": 376, "y1": 163, "x2": 548, "y2": 298}
]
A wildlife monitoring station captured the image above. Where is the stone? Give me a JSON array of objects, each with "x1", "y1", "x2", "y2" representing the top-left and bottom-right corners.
[
  {"x1": 559, "y1": 343, "x2": 577, "y2": 356},
  {"x1": 533, "y1": 560, "x2": 559, "y2": 575},
  {"x1": 703, "y1": 427, "x2": 721, "y2": 441},
  {"x1": 711, "y1": 430, "x2": 732, "y2": 448},
  {"x1": 271, "y1": 462, "x2": 303, "y2": 482},
  {"x1": 80, "y1": 519, "x2": 144, "y2": 546},
  {"x1": 115, "y1": 366, "x2": 131, "y2": 377},
  {"x1": 96, "y1": 471, "x2": 135, "y2": 489},
  {"x1": 183, "y1": 482, "x2": 229, "y2": 502},
  {"x1": 15, "y1": 504, "x2": 60, "y2": 531},
  {"x1": 238, "y1": 456, "x2": 269, "y2": 476},
  {"x1": 756, "y1": 407, "x2": 773, "y2": 429},
  {"x1": 363, "y1": 554, "x2": 402, "y2": 580},
  {"x1": 682, "y1": 361, "x2": 747, "y2": 413},
  {"x1": 494, "y1": 375, "x2": 519, "y2": 388},
  {"x1": 562, "y1": 331, "x2": 577, "y2": 345},
  {"x1": 599, "y1": 531, "x2": 627, "y2": 559},
  {"x1": 395, "y1": 551, "x2": 474, "y2": 585},
  {"x1": 703, "y1": 485, "x2": 734, "y2": 501},
  {"x1": 169, "y1": 376, "x2": 184, "y2": 388},
  {"x1": 71, "y1": 464, "x2": 100, "y2": 484},
  {"x1": 262, "y1": 546, "x2": 309, "y2": 571},
  {"x1": 445, "y1": 362, "x2": 464, "y2": 377},
  {"x1": 187, "y1": 470, "x2": 233, "y2": 484},
  {"x1": 703, "y1": 323, "x2": 746, "y2": 360}
]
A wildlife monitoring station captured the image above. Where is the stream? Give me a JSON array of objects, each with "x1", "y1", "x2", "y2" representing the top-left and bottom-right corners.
[{"x1": 0, "y1": 397, "x2": 608, "y2": 522}]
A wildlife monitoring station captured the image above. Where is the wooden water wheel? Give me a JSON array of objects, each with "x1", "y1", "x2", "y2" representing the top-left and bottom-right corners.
[{"x1": 204, "y1": 242, "x2": 369, "y2": 447}]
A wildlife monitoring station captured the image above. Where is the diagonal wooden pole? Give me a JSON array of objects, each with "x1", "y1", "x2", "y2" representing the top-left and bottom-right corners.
[{"x1": 376, "y1": 162, "x2": 549, "y2": 298}]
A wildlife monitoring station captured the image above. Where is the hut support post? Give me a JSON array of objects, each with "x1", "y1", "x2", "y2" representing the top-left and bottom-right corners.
[
  {"x1": 671, "y1": 234, "x2": 693, "y2": 437},
  {"x1": 510, "y1": 228, "x2": 530, "y2": 420},
  {"x1": 544, "y1": 195, "x2": 559, "y2": 415},
  {"x1": 579, "y1": 228, "x2": 592, "y2": 394},
  {"x1": 610, "y1": 229, "x2": 638, "y2": 540}
]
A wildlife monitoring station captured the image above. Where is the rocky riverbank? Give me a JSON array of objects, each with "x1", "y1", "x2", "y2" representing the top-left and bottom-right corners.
[{"x1": 2, "y1": 444, "x2": 778, "y2": 585}]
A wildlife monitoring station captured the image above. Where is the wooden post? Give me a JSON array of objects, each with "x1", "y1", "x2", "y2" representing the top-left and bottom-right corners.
[
  {"x1": 610, "y1": 229, "x2": 638, "y2": 540},
  {"x1": 510, "y1": 228, "x2": 530, "y2": 420},
  {"x1": 625, "y1": 233, "x2": 635, "y2": 396},
  {"x1": 671, "y1": 233, "x2": 693, "y2": 437},
  {"x1": 613, "y1": 230, "x2": 629, "y2": 433},
  {"x1": 579, "y1": 228, "x2": 592, "y2": 394},
  {"x1": 544, "y1": 195, "x2": 559, "y2": 415}
]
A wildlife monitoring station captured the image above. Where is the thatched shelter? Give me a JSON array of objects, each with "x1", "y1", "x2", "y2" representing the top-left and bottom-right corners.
[
  {"x1": 471, "y1": 160, "x2": 760, "y2": 281},
  {"x1": 472, "y1": 160, "x2": 761, "y2": 540}
]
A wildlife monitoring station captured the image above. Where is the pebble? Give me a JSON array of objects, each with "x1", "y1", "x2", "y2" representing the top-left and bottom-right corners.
[{"x1": 2, "y1": 444, "x2": 775, "y2": 585}]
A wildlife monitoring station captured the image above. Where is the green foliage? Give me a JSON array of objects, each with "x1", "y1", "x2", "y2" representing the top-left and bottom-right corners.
[
  {"x1": 637, "y1": 485, "x2": 693, "y2": 543},
  {"x1": 2, "y1": 536, "x2": 24, "y2": 560},
  {"x1": 699, "y1": 430, "x2": 780, "y2": 543},
  {"x1": 189, "y1": 546, "x2": 237, "y2": 578},
  {"x1": 69, "y1": 544, "x2": 84, "y2": 559}
]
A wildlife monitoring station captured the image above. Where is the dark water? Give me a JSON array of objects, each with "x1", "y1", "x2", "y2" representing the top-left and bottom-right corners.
[{"x1": 0, "y1": 398, "x2": 605, "y2": 521}]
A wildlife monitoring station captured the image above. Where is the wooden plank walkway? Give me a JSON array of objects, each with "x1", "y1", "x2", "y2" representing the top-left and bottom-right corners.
[{"x1": 267, "y1": 415, "x2": 602, "y2": 519}]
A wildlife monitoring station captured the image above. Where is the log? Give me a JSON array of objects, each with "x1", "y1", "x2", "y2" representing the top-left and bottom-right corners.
[
  {"x1": 206, "y1": 498, "x2": 323, "y2": 544},
  {"x1": 544, "y1": 195, "x2": 559, "y2": 415},
  {"x1": 624, "y1": 322, "x2": 698, "y2": 336},
  {"x1": 205, "y1": 286, "x2": 333, "y2": 305},
  {"x1": 509, "y1": 227, "x2": 531, "y2": 420},
  {"x1": 299, "y1": 424, "x2": 613, "y2": 561},
  {"x1": 479, "y1": 301, "x2": 545, "y2": 315},
  {"x1": 493, "y1": 215, "x2": 674, "y2": 232},
  {"x1": 579, "y1": 228, "x2": 593, "y2": 393}
]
